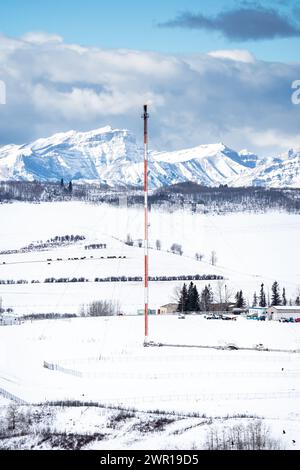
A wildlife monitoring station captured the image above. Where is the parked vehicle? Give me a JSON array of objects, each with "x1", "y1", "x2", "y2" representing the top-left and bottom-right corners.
[
  {"x1": 225, "y1": 343, "x2": 238, "y2": 350},
  {"x1": 178, "y1": 314, "x2": 185, "y2": 319},
  {"x1": 295, "y1": 318, "x2": 300, "y2": 323}
]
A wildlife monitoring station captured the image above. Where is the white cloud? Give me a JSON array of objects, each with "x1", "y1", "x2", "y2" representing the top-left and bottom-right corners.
[
  {"x1": 207, "y1": 49, "x2": 256, "y2": 63},
  {"x1": 0, "y1": 32, "x2": 299, "y2": 156},
  {"x1": 241, "y1": 128, "x2": 300, "y2": 151},
  {"x1": 21, "y1": 31, "x2": 64, "y2": 44}
]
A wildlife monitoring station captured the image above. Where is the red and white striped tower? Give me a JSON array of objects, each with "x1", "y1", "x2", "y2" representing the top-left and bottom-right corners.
[{"x1": 142, "y1": 104, "x2": 149, "y2": 342}]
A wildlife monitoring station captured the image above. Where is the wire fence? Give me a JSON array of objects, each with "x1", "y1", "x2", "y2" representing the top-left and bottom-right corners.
[
  {"x1": 52, "y1": 350, "x2": 296, "y2": 365},
  {"x1": 0, "y1": 386, "x2": 27, "y2": 404},
  {"x1": 96, "y1": 390, "x2": 300, "y2": 405},
  {"x1": 43, "y1": 359, "x2": 300, "y2": 380}
]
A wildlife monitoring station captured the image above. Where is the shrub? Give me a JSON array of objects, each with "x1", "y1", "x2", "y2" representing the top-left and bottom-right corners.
[
  {"x1": 82, "y1": 300, "x2": 122, "y2": 317},
  {"x1": 204, "y1": 420, "x2": 283, "y2": 450}
]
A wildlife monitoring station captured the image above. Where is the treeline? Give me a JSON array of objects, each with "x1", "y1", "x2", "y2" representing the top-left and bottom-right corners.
[
  {"x1": 1, "y1": 180, "x2": 300, "y2": 214},
  {"x1": 176, "y1": 280, "x2": 300, "y2": 313},
  {"x1": 252, "y1": 282, "x2": 300, "y2": 307},
  {"x1": 48, "y1": 235, "x2": 85, "y2": 243},
  {"x1": 0, "y1": 234, "x2": 86, "y2": 255},
  {"x1": 85, "y1": 243, "x2": 107, "y2": 250},
  {"x1": 22, "y1": 313, "x2": 77, "y2": 321},
  {"x1": 151, "y1": 183, "x2": 300, "y2": 214},
  {"x1": 0, "y1": 274, "x2": 224, "y2": 285},
  {"x1": 0, "y1": 180, "x2": 136, "y2": 204}
]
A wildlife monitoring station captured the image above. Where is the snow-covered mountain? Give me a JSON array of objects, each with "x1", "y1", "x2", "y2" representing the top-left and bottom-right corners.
[
  {"x1": 0, "y1": 126, "x2": 299, "y2": 188},
  {"x1": 229, "y1": 148, "x2": 300, "y2": 188},
  {"x1": 0, "y1": 126, "x2": 141, "y2": 185},
  {"x1": 149, "y1": 143, "x2": 257, "y2": 187}
]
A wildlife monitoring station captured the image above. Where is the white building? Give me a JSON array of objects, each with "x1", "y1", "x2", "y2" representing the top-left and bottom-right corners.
[
  {"x1": 267, "y1": 306, "x2": 300, "y2": 321},
  {"x1": 248, "y1": 307, "x2": 268, "y2": 317}
]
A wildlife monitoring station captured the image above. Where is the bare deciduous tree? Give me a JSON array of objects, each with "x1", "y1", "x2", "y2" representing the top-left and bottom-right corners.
[
  {"x1": 210, "y1": 250, "x2": 217, "y2": 266},
  {"x1": 205, "y1": 420, "x2": 283, "y2": 450},
  {"x1": 215, "y1": 281, "x2": 234, "y2": 305},
  {"x1": 81, "y1": 300, "x2": 122, "y2": 317}
]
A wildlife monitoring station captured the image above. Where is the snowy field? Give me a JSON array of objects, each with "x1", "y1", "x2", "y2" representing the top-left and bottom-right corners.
[
  {"x1": 0, "y1": 315, "x2": 300, "y2": 449},
  {"x1": 0, "y1": 201, "x2": 300, "y2": 449},
  {"x1": 0, "y1": 201, "x2": 300, "y2": 314}
]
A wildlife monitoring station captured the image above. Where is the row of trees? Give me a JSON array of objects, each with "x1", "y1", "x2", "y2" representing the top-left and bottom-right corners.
[
  {"x1": 126, "y1": 233, "x2": 218, "y2": 266},
  {"x1": 176, "y1": 280, "x2": 300, "y2": 312},
  {"x1": 2, "y1": 180, "x2": 300, "y2": 214},
  {"x1": 252, "y1": 282, "x2": 299, "y2": 307},
  {"x1": 153, "y1": 183, "x2": 300, "y2": 215},
  {"x1": 0, "y1": 234, "x2": 86, "y2": 256},
  {"x1": 47, "y1": 234, "x2": 85, "y2": 243}
]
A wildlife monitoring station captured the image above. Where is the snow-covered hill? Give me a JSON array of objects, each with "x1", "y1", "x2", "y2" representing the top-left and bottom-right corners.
[{"x1": 0, "y1": 126, "x2": 299, "y2": 188}]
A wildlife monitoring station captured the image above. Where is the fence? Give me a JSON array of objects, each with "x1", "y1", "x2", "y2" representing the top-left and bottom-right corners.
[
  {"x1": 0, "y1": 386, "x2": 27, "y2": 404},
  {"x1": 43, "y1": 356, "x2": 300, "y2": 381}
]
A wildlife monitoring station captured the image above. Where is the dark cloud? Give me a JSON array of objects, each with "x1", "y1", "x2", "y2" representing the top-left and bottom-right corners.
[{"x1": 159, "y1": 7, "x2": 300, "y2": 41}]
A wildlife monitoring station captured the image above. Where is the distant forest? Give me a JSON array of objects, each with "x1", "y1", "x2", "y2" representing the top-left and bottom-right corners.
[{"x1": 1, "y1": 180, "x2": 300, "y2": 214}]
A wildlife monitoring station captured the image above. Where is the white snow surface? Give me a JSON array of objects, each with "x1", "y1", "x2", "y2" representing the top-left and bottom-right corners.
[
  {"x1": 0, "y1": 202, "x2": 299, "y2": 315},
  {"x1": 0, "y1": 201, "x2": 300, "y2": 449},
  {"x1": 0, "y1": 315, "x2": 300, "y2": 449}
]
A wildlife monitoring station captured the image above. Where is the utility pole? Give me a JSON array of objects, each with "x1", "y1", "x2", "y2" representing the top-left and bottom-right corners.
[{"x1": 142, "y1": 104, "x2": 149, "y2": 343}]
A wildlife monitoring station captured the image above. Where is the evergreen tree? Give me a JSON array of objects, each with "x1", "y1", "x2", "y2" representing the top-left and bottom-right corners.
[
  {"x1": 271, "y1": 281, "x2": 281, "y2": 306},
  {"x1": 235, "y1": 290, "x2": 245, "y2": 308},
  {"x1": 187, "y1": 282, "x2": 195, "y2": 312},
  {"x1": 186, "y1": 283, "x2": 201, "y2": 312},
  {"x1": 177, "y1": 283, "x2": 188, "y2": 313},
  {"x1": 68, "y1": 181, "x2": 73, "y2": 193},
  {"x1": 267, "y1": 290, "x2": 270, "y2": 307},
  {"x1": 259, "y1": 283, "x2": 266, "y2": 307},
  {"x1": 60, "y1": 178, "x2": 64, "y2": 187},
  {"x1": 252, "y1": 292, "x2": 258, "y2": 307},
  {"x1": 192, "y1": 285, "x2": 201, "y2": 312},
  {"x1": 235, "y1": 291, "x2": 240, "y2": 307},
  {"x1": 201, "y1": 284, "x2": 213, "y2": 311},
  {"x1": 282, "y1": 288, "x2": 287, "y2": 306},
  {"x1": 295, "y1": 296, "x2": 300, "y2": 306}
]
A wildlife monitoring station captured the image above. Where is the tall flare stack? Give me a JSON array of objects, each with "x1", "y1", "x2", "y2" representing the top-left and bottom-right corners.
[{"x1": 142, "y1": 104, "x2": 149, "y2": 342}]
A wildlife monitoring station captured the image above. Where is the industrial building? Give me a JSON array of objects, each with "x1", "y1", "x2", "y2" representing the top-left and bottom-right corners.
[
  {"x1": 248, "y1": 307, "x2": 268, "y2": 318},
  {"x1": 267, "y1": 306, "x2": 300, "y2": 321}
]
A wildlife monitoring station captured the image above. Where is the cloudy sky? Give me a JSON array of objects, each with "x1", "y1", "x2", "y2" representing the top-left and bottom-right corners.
[{"x1": 0, "y1": 0, "x2": 300, "y2": 156}]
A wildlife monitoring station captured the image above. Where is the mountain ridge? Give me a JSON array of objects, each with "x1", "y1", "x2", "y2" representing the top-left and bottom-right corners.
[{"x1": 0, "y1": 126, "x2": 299, "y2": 188}]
